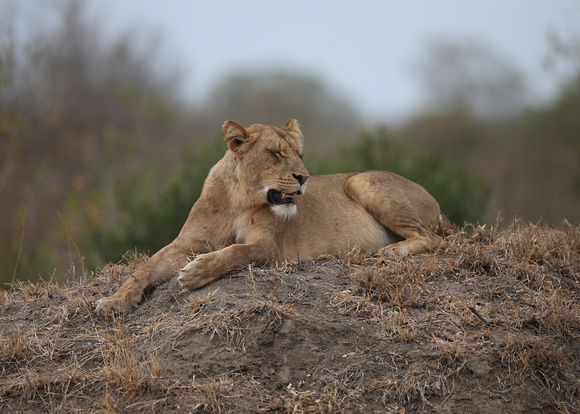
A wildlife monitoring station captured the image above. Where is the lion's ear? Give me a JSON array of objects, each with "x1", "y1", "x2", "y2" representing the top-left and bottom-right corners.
[
  {"x1": 283, "y1": 119, "x2": 303, "y2": 147},
  {"x1": 223, "y1": 120, "x2": 251, "y2": 153}
]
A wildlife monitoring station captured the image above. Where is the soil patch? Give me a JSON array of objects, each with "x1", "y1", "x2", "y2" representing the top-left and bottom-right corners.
[{"x1": 1, "y1": 222, "x2": 579, "y2": 413}]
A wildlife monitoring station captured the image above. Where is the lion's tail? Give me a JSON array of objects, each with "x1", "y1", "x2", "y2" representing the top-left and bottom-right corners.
[{"x1": 435, "y1": 213, "x2": 455, "y2": 237}]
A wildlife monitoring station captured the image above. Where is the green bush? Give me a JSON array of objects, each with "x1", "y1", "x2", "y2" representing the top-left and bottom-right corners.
[
  {"x1": 85, "y1": 137, "x2": 225, "y2": 265},
  {"x1": 306, "y1": 128, "x2": 489, "y2": 225},
  {"x1": 86, "y1": 128, "x2": 488, "y2": 266}
]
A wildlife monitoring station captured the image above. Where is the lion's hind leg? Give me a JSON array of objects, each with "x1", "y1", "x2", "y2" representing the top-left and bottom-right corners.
[{"x1": 344, "y1": 172, "x2": 442, "y2": 257}]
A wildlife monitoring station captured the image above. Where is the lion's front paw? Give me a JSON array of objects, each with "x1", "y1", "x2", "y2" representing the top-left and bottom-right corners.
[
  {"x1": 95, "y1": 295, "x2": 135, "y2": 316},
  {"x1": 177, "y1": 254, "x2": 219, "y2": 291}
]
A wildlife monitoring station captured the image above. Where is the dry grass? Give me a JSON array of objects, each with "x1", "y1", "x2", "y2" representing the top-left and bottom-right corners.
[
  {"x1": 376, "y1": 366, "x2": 451, "y2": 405},
  {"x1": 1, "y1": 220, "x2": 579, "y2": 412},
  {"x1": 499, "y1": 332, "x2": 579, "y2": 412},
  {"x1": 500, "y1": 333, "x2": 566, "y2": 378},
  {"x1": 95, "y1": 328, "x2": 170, "y2": 400},
  {"x1": 348, "y1": 261, "x2": 430, "y2": 308},
  {"x1": 184, "y1": 287, "x2": 219, "y2": 314},
  {"x1": 270, "y1": 383, "x2": 351, "y2": 413},
  {"x1": 329, "y1": 220, "x2": 580, "y2": 412},
  {"x1": 3, "y1": 277, "x2": 59, "y2": 303}
]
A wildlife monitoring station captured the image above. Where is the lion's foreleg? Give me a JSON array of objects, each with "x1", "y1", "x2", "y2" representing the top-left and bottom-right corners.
[
  {"x1": 177, "y1": 241, "x2": 275, "y2": 291},
  {"x1": 95, "y1": 239, "x2": 207, "y2": 315}
]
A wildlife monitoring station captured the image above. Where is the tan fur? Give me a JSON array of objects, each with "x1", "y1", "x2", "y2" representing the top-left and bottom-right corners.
[{"x1": 95, "y1": 120, "x2": 453, "y2": 315}]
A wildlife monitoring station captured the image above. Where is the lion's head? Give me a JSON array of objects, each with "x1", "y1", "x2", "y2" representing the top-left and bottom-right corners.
[{"x1": 222, "y1": 119, "x2": 310, "y2": 219}]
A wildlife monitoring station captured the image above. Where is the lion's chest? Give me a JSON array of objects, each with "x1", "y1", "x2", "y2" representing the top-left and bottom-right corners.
[{"x1": 232, "y1": 209, "x2": 275, "y2": 245}]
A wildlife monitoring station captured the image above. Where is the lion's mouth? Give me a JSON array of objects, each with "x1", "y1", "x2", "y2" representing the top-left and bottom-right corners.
[{"x1": 267, "y1": 189, "x2": 298, "y2": 205}]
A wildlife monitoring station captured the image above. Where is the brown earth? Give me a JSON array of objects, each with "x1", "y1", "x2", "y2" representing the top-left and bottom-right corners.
[{"x1": 1, "y1": 221, "x2": 579, "y2": 413}]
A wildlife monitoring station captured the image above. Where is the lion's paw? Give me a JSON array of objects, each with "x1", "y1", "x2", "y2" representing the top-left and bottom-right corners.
[
  {"x1": 177, "y1": 254, "x2": 216, "y2": 291},
  {"x1": 95, "y1": 296, "x2": 134, "y2": 316}
]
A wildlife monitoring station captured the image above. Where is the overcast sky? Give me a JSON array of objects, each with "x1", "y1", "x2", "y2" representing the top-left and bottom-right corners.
[{"x1": 11, "y1": 0, "x2": 580, "y2": 121}]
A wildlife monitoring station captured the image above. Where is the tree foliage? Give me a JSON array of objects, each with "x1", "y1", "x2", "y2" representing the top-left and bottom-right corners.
[
  {"x1": 402, "y1": 35, "x2": 580, "y2": 225},
  {"x1": 414, "y1": 38, "x2": 528, "y2": 120},
  {"x1": 85, "y1": 138, "x2": 225, "y2": 265},
  {"x1": 1, "y1": 2, "x2": 578, "y2": 286},
  {"x1": 200, "y1": 69, "x2": 361, "y2": 150},
  {"x1": 506, "y1": 74, "x2": 580, "y2": 222},
  {"x1": 0, "y1": 2, "x2": 195, "y2": 284},
  {"x1": 0, "y1": 2, "x2": 362, "y2": 285}
]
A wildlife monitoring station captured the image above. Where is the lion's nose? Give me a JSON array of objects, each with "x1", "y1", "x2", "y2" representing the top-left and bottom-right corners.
[{"x1": 293, "y1": 174, "x2": 309, "y2": 185}]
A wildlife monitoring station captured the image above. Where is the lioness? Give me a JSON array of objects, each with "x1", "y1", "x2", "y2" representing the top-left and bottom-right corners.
[{"x1": 96, "y1": 119, "x2": 453, "y2": 315}]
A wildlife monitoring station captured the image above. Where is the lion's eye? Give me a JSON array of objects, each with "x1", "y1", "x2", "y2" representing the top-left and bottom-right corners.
[
  {"x1": 298, "y1": 153, "x2": 304, "y2": 160},
  {"x1": 269, "y1": 149, "x2": 282, "y2": 158}
]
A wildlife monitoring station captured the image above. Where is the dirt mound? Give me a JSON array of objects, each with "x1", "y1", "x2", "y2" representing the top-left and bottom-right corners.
[{"x1": 1, "y1": 221, "x2": 579, "y2": 413}]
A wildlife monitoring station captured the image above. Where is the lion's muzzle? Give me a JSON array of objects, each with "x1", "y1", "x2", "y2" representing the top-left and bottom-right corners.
[
  {"x1": 266, "y1": 174, "x2": 308, "y2": 206},
  {"x1": 267, "y1": 189, "x2": 298, "y2": 205}
]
